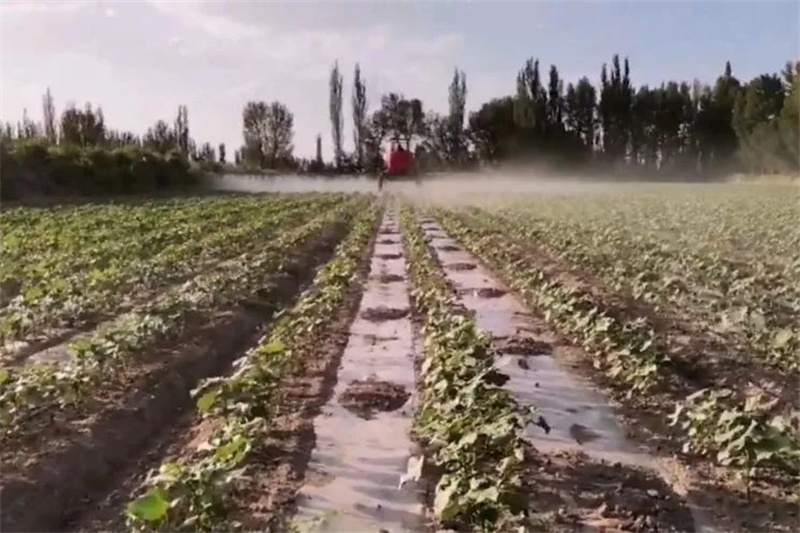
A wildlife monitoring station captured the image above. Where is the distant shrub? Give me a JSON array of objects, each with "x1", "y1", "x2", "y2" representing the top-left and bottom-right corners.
[{"x1": 0, "y1": 141, "x2": 202, "y2": 200}]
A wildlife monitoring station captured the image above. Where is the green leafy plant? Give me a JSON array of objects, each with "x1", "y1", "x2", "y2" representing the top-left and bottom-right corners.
[
  {"x1": 400, "y1": 206, "x2": 537, "y2": 532},
  {"x1": 670, "y1": 388, "x2": 800, "y2": 485}
]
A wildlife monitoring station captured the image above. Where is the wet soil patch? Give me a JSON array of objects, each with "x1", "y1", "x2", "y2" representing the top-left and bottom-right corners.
[
  {"x1": 446, "y1": 262, "x2": 477, "y2": 271},
  {"x1": 524, "y1": 449, "x2": 695, "y2": 533},
  {"x1": 375, "y1": 273, "x2": 404, "y2": 283},
  {"x1": 360, "y1": 306, "x2": 410, "y2": 322},
  {"x1": 363, "y1": 333, "x2": 400, "y2": 345},
  {"x1": 338, "y1": 377, "x2": 410, "y2": 419},
  {"x1": 457, "y1": 287, "x2": 508, "y2": 299},
  {"x1": 0, "y1": 222, "x2": 351, "y2": 533},
  {"x1": 495, "y1": 336, "x2": 552, "y2": 356},
  {"x1": 375, "y1": 252, "x2": 403, "y2": 260},
  {"x1": 436, "y1": 244, "x2": 461, "y2": 252}
]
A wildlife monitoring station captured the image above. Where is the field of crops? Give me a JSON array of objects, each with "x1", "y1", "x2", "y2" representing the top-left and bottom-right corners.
[{"x1": 1, "y1": 184, "x2": 797, "y2": 533}]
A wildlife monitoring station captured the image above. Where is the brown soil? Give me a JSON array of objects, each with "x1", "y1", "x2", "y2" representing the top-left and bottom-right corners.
[
  {"x1": 445, "y1": 262, "x2": 477, "y2": 271},
  {"x1": 338, "y1": 377, "x2": 411, "y2": 419},
  {"x1": 375, "y1": 252, "x2": 403, "y2": 260},
  {"x1": 0, "y1": 221, "x2": 352, "y2": 533},
  {"x1": 363, "y1": 333, "x2": 400, "y2": 344},
  {"x1": 376, "y1": 273, "x2": 405, "y2": 283},
  {"x1": 524, "y1": 448, "x2": 696, "y2": 533},
  {"x1": 476, "y1": 287, "x2": 507, "y2": 298},
  {"x1": 360, "y1": 306, "x2": 410, "y2": 322},
  {"x1": 494, "y1": 335, "x2": 552, "y2": 356}
]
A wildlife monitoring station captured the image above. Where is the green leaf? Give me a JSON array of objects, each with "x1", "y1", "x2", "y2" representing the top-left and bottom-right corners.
[
  {"x1": 127, "y1": 488, "x2": 170, "y2": 522},
  {"x1": 772, "y1": 329, "x2": 793, "y2": 349},
  {"x1": 196, "y1": 390, "x2": 219, "y2": 413},
  {"x1": 434, "y1": 479, "x2": 461, "y2": 522},
  {"x1": 470, "y1": 485, "x2": 500, "y2": 503},
  {"x1": 262, "y1": 341, "x2": 285, "y2": 355}
]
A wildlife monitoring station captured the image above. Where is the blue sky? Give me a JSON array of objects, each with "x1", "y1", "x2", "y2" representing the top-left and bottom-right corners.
[{"x1": 1, "y1": 1, "x2": 797, "y2": 158}]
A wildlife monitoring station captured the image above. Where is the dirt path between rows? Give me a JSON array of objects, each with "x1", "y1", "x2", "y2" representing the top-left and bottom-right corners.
[{"x1": 419, "y1": 217, "x2": 709, "y2": 533}]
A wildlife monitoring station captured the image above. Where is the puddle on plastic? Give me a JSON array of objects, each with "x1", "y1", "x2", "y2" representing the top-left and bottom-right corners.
[{"x1": 293, "y1": 214, "x2": 425, "y2": 533}]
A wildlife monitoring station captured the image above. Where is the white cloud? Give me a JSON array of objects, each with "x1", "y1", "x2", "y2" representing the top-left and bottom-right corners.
[
  {"x1": 104, "y1": 7, "x2": 116, "y2": 18},
  {"x1": 146, "y1": 0, "x2": 262, "y2": 41},
  {"x1": 0, "y1": 0, "x2": 89, "y2": 17}
]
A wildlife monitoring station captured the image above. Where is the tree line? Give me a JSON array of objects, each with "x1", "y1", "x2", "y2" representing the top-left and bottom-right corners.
[
  {"x1": 3, "y1": 94, "x2": 225, "y2": 167},
  {"x1": 0, "y1": 92, "x2": 234, "y2": 199},
  {"x1": 240, "y1": 55, "x2": 797, "y2": 178},
  {"x1": 3, "y1": 53, "x2": 796, "y2": 197}
]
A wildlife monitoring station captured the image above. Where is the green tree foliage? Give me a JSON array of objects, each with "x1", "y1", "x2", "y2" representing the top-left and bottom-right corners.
[
  {"x1": 564, "y1": 77, "x2": 597, "y2": 157},
  {"x1": 598, "y1": 55, "x2": 633, "y2": 166},
  {"x1": 329, "y1": 61, "x2": 344, "y2": 166},
  {"x1": 60, "y1": 103, "x2": 106, "y2": 146},
  {"x1": 514, "y1": 58, "x2": 547, "y2": 154},
  {"x1": 198, "y1": 142, "x2": 216, "y2": 162},
  {"x1": 362, "y1": 114, "x2": 387, "y2": 173},
  {"x1": 218, "y1": 143, "x2": 226, "y2": 164},
  {"x1": 466, "y1": 56, "x2": 794, "y2": 178},
  {"x1": 378, "y1": 93, "x2": 425, "y2": 150},
  {"x1": 142, "y1": 120, "x2": 177, "y2": 154},
  {"x1": 352, "y1": 63, "x2": 368, "y2": 168},
  {"x1": 733, "y1": 66, "x2": 798, "y2": 174},
  {"x1": 42, "y1": 88, "x2": 57, "y2": 144},
  {"x1": 448, "y1": 68, "x2": 468, "y2": 162},
  {"x1": 174, "y1": 105, "x2": 190, "y2": 156},
  {"x1": 1, "y1": 139, "x2": 198, "y2": 200},
  {"x1": 242, "y1": 100, "x2": 294, "y2": 169},
  {"x1": 468, "y1": 97, "x2": 518, "y2": 162}
]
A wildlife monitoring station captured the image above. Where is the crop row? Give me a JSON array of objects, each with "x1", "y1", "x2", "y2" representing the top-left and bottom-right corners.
[
  {"x1": 2, "y1": 195, "x2": 281, "y2": 277},
  {"x1": 0, "y1": 198, "x2": 367, "y2": 439},
  {"x1": 435, "y1": 208, "x2": 800, "y2": 483},
  {"x1": 476, "y1": 204, "x2": 799, "y2": 372},
  {"x1": 125, "y1": 203, "x2": 381, "y2": 531},
  {"x1": 1, "y1": 194, "x2": 347, "y2": 345},
  {"x1": 399, "y1": 206, "x2": 537, "y2": 532}
]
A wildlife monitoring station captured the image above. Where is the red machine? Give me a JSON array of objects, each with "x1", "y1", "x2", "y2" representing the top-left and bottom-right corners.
[{"x1": 378, "y1": 144, "x2": 421, "y2": 190}]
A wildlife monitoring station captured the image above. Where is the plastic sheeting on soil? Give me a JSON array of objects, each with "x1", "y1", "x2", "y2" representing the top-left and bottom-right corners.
[{"x1": 293, "y1": 212, "x2": 425, "y2": 533}]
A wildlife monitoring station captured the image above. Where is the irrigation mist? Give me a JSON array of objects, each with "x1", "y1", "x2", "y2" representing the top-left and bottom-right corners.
[{"x1": 210, "y1": 171, "x2": 649, "y2": 207}]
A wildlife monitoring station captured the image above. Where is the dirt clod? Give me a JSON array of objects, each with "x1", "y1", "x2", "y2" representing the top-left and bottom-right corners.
[
  {"x1": 446, "y1": 262, "x2": 477, "y2": 271},
  {"x1": 476, "y1": 287, "x2": 506, "y2": 298},
  {"x1": 360, "y1": 307, "x2": 409, "y2": 322},
  {"x1": 376, "y1": 252, "x2": 403, "y2": 260},
  {"x1": 339, "y1": 377, "x2": 410, "y2": 419},
  {"x1": 495, "y1": 336, "x2": 552, "y2": 356},
  {"x1": 378, "y1": 239, "x2": 397, "y2": 245},
  {"x1": 375, "y1": 274, "x2": 404, "y2": 283}
]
